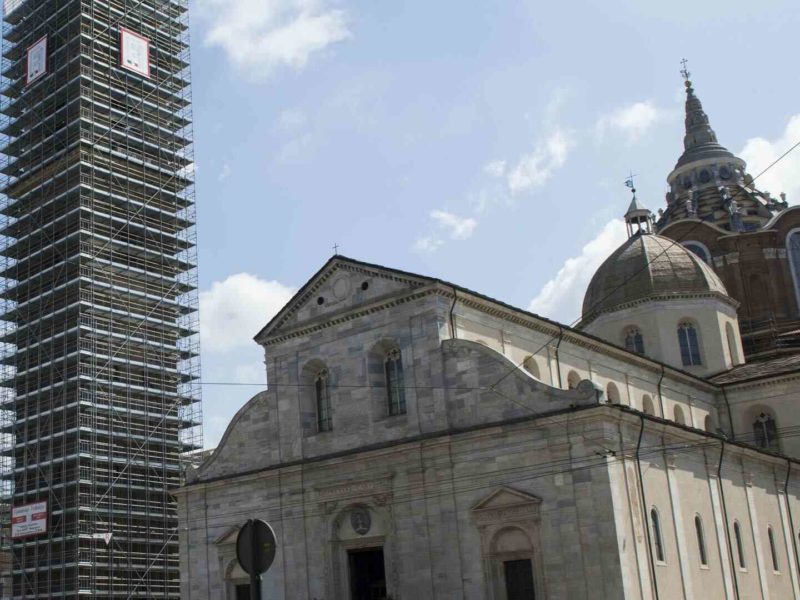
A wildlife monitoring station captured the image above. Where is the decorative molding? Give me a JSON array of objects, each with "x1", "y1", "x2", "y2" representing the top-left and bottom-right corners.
[{"x1": 316, "y1": 476, "x2": 393, "y2": 502}]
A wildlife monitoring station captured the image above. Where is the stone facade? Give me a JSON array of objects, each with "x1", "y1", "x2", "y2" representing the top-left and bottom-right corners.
[{"x1": 176, "y1": 257, "x2": 800, "y2": 600}]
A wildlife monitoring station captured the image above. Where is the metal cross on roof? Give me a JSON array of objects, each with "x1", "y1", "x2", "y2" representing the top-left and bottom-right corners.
[
  {"x1": 680, "y1": 58, "x2": 691, "y2": 82},
  {"x1": 625, "y1": 171, "x2": 637, "y2": 192}
]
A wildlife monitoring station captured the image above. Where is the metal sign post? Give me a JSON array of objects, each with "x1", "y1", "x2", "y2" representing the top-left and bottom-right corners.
[{"x1": 236, "y1": 519, "x2": 277, "y2": 600}]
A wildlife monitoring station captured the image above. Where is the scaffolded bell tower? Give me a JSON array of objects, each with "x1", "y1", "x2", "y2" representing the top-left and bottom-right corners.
[{"x1": 0, "y1": 0, "x2": 202, "y2": 597}]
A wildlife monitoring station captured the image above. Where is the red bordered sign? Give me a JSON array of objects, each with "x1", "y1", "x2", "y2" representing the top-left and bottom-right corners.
[
  {"x1": 26, "y1": 35, "x2": 47, "y2": 86},
  {"x1": 11, "y1": 500, "x2": 47, "y2": 539},
  {"x1": 120, "y1": 27, "x2": 150, "y2": 78}
]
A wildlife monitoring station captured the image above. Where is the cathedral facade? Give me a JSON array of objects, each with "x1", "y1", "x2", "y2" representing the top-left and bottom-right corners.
[{"x1": 176, "y1": 78, "x2": 800, "y2": 600}]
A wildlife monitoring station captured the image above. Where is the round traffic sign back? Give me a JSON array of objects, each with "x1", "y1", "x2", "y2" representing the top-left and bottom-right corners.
[{"x1": 236, "y1": 519, "x2": 276, "y2": 576}]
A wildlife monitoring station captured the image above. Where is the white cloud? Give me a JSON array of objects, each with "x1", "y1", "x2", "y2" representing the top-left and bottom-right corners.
[
  {"x1": 529, "y1": 219, "x2": 628, "y2": 323},
  {"x1": 413, "y1": 210, "x2": 478, "y2": 253},
  {"x1": 505, "y1": 130, "x2": 572, "y2": 195},
  {"x1": 739, "y1": 114, "x2": 800, "y2": 203},
  {"x1": 483, "y1": 160, "x2": 506, "y2": 178},
  {"x1": 412, "y1": 236, "x2": 443, "y2": 253},
  {"x1": 200, "y1": 273, "x2": 296, "y2": 353},
  {"x1": 430, "y1": 210, "x2": 478, "y2": 240},
  {"x1": 596, "y1": 101, "x2": 670, "y2": 143},
  {"x1": 218, "y1": 163, "x2": 232, "y2": 181},
  {"x1": 198, "y1": 0, "x2": 350, "y2": 77}
]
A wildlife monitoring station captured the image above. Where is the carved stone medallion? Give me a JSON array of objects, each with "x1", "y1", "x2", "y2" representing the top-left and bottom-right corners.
[{"x1": 350, "y1": 507, "x2": 371, "y2": 536}]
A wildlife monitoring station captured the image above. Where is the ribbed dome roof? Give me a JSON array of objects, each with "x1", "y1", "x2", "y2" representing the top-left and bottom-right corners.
[{"x1": 581, "y1": 233, "x2": 731, "y2": 323}]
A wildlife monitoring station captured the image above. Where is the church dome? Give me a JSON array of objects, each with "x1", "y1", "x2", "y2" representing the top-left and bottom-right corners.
[{"x1": 581, "y1": 233, "x2": 731, "y2": 324}]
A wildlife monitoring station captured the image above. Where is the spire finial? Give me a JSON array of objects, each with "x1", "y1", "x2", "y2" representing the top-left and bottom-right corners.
[
  {"x1": 680, "y1": 58, "x2": 691, "y2": 86},
  {"x1": 625, "y1": 171, "x2": 637, "y2": 195}
]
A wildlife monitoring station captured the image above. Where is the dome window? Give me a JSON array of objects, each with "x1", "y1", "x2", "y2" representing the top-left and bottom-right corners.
[
  {"x1": 623, "y1": 327, "x2": 645, "y2": 355},
  {"x1": 677, "y1": 322, "x2": 702, "y2": 366}
]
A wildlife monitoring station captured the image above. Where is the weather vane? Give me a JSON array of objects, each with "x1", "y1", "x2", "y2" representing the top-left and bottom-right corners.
[
  {"x1": 624, "y1": 171, "x2": 637, "y2": 194},
  {"x1": 680, "y1": 58, "x2": 691, "y2": 82}
]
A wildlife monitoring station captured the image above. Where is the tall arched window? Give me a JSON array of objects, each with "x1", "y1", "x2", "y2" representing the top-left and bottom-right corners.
[
  {"x1": 725, "y1": 322, "x2": 739, "y2": 365},
  {"x1": 788, "y1": 230, "x2": 800, "y2": 314},
  {"x1": 734, "y1": 521, "x2": 746, "y2": 569},
  {"x1": 651, "y1": 508, "x2": 665, "y2": 562},
  {"x1": 315, "y1": 368, "x2": 332, "y2": 432},
  {"x1": 768, "y1": 527, "x2": 779, "y2": 572},
  {"x1": 674, "y1": 405, "x2": 686, "y2": 425},
  {"x1": 704, "y1": 414, "x2": 714, "y2": 432},
  {"x1": 385, "y1": 348, "x2": 406, "y2": 416},
  {"x1": 624, "y1": 327, "x2": 645, "y2": 355},
  {"x1": 642, "y1": 394, "x2": 655, "y2": 416},
  {"x1": 695, "y1": 515, "x2": 708, "y2": 566},
  {"x1": 753, "y1": 412, "x2": 779, "y2": 451},
  {"x1": 677, "y1": 322, "x2": 702, "y2": 366}
]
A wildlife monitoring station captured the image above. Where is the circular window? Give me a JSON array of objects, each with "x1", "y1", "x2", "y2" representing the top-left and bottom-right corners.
[
  {"x1": 699, "y1": 170, "x2": 711, "y2": 183},
  {"x1": 361, "y1": 281, "x2": 369, "y2": 291},
  {"x1": 317, "y1": 297, "x2": 325, "y2": 305},
  {"x1": 682, "y1": 177, "x2": 692, "y2": 189},
  {"x1": 719, "y1": 166, "x2": 731, "y2": 180}
]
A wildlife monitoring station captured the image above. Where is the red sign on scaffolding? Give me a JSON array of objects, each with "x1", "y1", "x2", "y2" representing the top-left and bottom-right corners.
[
  {"x1": 120, "y1": 27, "x2": 150, "y2": 78},
  {"x1": 11, "y1": 500, "x2": 47, "y2": 539}
]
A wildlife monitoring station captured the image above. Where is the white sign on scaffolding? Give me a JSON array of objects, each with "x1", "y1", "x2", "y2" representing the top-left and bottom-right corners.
[
  {"x1": 26, "y1": 35, "x2": 47, "y2": 85},
  {"x1": 11, "y1": 500, "x2": 47, "y2": 539},
  {"x1": 3, "y1": 0, "x2": 27, "y2": 17},
  {"x1": 120, "y1": 27, "x2": 150, "y2": 78}
]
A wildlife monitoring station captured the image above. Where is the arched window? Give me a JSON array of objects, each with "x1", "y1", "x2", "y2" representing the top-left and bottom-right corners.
[
  {"x1": 768, "y1": 527, "x2": 779, "y2": 572},
  {"x1": 704, "y1": 414, "x2": 714, "y2": 432},
  {"x1": 522, "y1": 356, "x2": 540, "y2": 380},
  {"x1": 683, "y1": 241, "x2": 710, "y2": 264},
  {"x1": 385, "y1": 348, "x2": 406, "y2": 416},
  {"x1": 678, "y1": 322, "x2": 702, "y2": 366},
  {"x1": 673, "y1": 405, "x2": 686, "y2": 425},
  {"x1": 642, "y1": 394, "x2": 655, "y2": 416},
  {"x1": 624, "y1": 327, "x2": 645, "y2": 355},
  {"x1": 606, "y1": 382, "x2": 620, "y2": 404},
  {"x1": 315, "y1": 368, "x2": 332, "y2": 432},
  {"x1": 753, "y1": 412, "x2": 779, "y2": 451},
  {"x1": 788, "y1": 230, "x2": 800, "y2": 314},
  {"x1": 651, "y1": 508, "x2": 665, "y2": 562},
  {"x1": 734, "y1": 521, "x2": 746, "y2": 569},
  {"x1": 695, "y1": 515, "x2": 708, "y2": 566},
  {"x1": 566, "y1": 371, "x2": 581, "y2": 390},
  {"x1": 725, "y1": 322, "x2": 739, "y2": 365}
]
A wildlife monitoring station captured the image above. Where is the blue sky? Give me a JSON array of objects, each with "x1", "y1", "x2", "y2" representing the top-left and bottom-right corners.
[{"x1": 188, "y1": 0, "x2": 800, "y2": 447}]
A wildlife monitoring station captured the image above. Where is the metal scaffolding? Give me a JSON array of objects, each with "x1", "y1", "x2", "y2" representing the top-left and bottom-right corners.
[{"x1": 0, "y1": 0, "x2": 201, "y2": 597}]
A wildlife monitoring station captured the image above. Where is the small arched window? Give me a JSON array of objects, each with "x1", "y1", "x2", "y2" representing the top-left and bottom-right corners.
[
  {"x1": 695, "y1": 515, "x2": 708, "y2": 566},
  {"x1": 753, "y1": 412, "x2": 779, "y2": 451},
  {"x1": 673, "y1": 405, "x2": 686, "y2": 425},
  {"x1": 684, "y1": 241, "x2": 710, "y2": 264},
  {"x1": 566, "y1": 371, "x2": 581, "y2": 390},
  {"x1": 606, "y1": 382, "x2": 620, "y2": 404},
  {"x1": 315, "y1": 368, "x2": 332, "y2": 432},
  {"x1": 768, "y1": 527, "x2": 779, "y2": 572},
  {"x1": 651, "y1": 508, "x2": 665, "y2": 562},
  {"x1": 385, "y1": 348, "x2": 406, "y2": 416},
  {"x1": 678, "y1": 322, "x2": 702, "y2": 366},
  {"x1": 642, "y1": 394, "x2": 655, "y2": 416},
  {"x1": 523, "y1": 356, "x2": 540, "y2": 380},
  {"x1": 624, "y1": 327, "x2": 645, "y2": 355},
  {"x1": 704, "y1": 414, "x2": 714, "y2": 432},
  {"x1": 734, "y1": 521, "x2": 746, "y2": 569}
]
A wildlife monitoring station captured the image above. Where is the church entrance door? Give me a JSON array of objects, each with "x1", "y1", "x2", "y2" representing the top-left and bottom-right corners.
[
  {"x1": 504, "y1": 559, "x2": 535, "y2": 599},
  {"x1": 348, "y1": 547, "x2": 387, "y2": 600}
]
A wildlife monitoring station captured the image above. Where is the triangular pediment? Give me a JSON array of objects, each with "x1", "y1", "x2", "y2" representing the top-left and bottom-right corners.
[
  {"x1": 255, "y1": 256, "x2": 435, "y2": 342},
  {"x1": 213, "y1": 526, "x2": 240, "y2": 546},
  {"x1": 471, "y1": 486, "x2": 542, "y2": 512}
]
